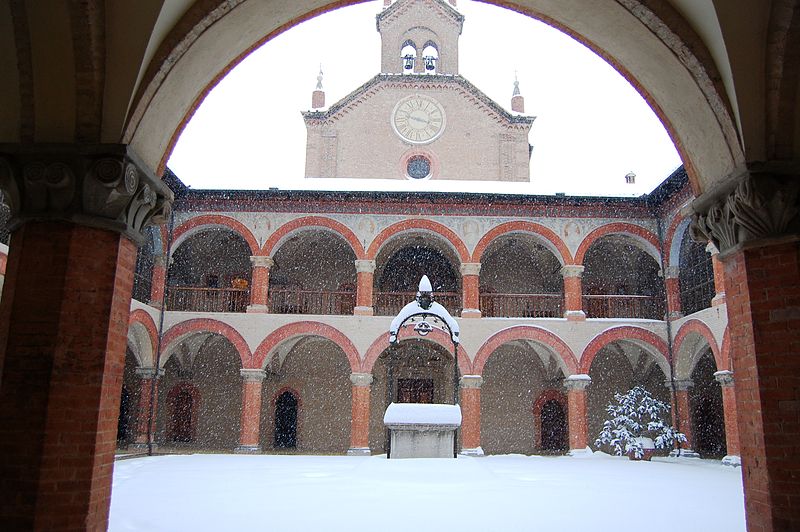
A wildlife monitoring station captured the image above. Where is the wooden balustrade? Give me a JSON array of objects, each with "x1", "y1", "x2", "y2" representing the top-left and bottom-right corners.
[
  {"x1": 582, "y1": 294, "x2": 664, "y2": 319},
  {"x1": 268, "y1": 288, "x2": 355, "y2": 315},
  {"x1": 373, "y1": 291, "x2": 462, "y2": 316},
  {"x1": 167, "y1": 286, "x2": 250, "y2": 313},
  {"x1": 480, "y1": 293, "x2": 563, "y2": 318}
]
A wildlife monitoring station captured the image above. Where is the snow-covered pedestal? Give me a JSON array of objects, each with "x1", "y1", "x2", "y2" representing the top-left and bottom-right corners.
[{"x1": 384, "y1": 403, "x2": 461, "y2": 459}]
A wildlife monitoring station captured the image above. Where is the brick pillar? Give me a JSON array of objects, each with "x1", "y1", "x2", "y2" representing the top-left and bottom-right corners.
[
  {"x1": 714, "y1": 370, "x2": 741, "y2": 467},
  {"x1": 563, "y1": 375, "x2": 591, "y2": 454},
  {"x1": 707, "y1": 243, "x2": 727, "y2": 306},
  {"x1": 666, "y1": 379, "x2": 700, "y2": 457},
  {"x1": 460, "y1": 262, "x2": 481, "y2": 318},
  {"x1": 132, "y1": 367, "x2": 164, "y2": 448},
  {"x1": 0, "y1": 146, "x2": 172, "y2": 530},
  {"x1": 354, "y1": 260, "x2": 375, "y2": 316},
  {"x1": 459, "y1": 375, "x2": 483, "y2": 455},
  {"x1": 247, "y1": 256, "x2": 273, "y2": 313},
  {"x1": 0, "y1": 247, "x2": 7, "y2": 300},
  {"x1": 149, "y1": 254, "x2": 167, "y2": 308},
  {"x1": 560, "y1": 265, "x2": 586, "y2": 320},
  {"x1": 664, "y1": 265, "x2": 683, "y2": 319},
  {"x1": 236, "y1": 369, "x2": 266, "y2": 453},
  {"x1": 347, "y1": 373, "x2": 373, "y2": 455}
]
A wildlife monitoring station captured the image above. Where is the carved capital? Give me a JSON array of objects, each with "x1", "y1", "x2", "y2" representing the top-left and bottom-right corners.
[
  {"x1": 691, "y1": 168, "x2": 800, "y2": 256},
  {"x1": 459, "y1": 375, "x2": 483, "y2": 389},
  {"x1": 563, "y1": 374, "x2": 591, "y2": 391},
  {"x1": 0, "y1": 145, "x2": 173, "y2": 245},
  {"x1": 240, "y1": 369, "x2": 266, "y2": 382},
  {"x1": 714, "y1": 370, "x2": 734, "y2": 387},
  {"x1": 664, "y1": 265, "x2": 680, "y2": 279},
  {"x1": 135, "y1": 367, "x2": 165, "y2": 380},
  {"x1": 666, "y1": 378, "x2": 693, "y2": 392},
  {"x1": 560, "y1": 265, "x2": 584, "y2": 278},
  {"x1": 350, "y1": 372, "x2": 373, "y2": 387},
  {"x1": 250, "y1": 255, "x2": 274, "y2": 269},
  {"x1": 354, "y1": 259, "x2": 376, "y2": 274},
  {"x1": 459, "y1": 262, "x2": 481, "y2": 276}
]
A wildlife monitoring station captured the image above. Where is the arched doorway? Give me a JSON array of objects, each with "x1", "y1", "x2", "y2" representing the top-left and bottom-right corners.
[
  {"x1": 274, "y1": 391, "x2": 299, "y2": 448},
  {"x1": 540, "y1": 400, "x2": 567, "y2": 453},
  {"x1": 690, "y1": 350, "x2": 726, "y2": 458},
  {"x1": 169, "y1": 388, "x2": 195, "y2": 443}
]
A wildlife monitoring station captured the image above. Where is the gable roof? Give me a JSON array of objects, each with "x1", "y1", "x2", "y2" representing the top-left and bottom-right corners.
[{"x1": 376, "y1": 0, "x2": 464, "y2": 33}]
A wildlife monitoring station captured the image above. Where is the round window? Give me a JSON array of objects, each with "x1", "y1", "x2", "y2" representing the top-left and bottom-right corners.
[{"x1": 406, "y1": 155, "x2": 432, "y2": 179}]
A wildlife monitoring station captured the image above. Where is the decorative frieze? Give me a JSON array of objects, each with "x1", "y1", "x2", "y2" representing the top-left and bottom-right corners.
[{"x1": 0, "y1": 145, "x2": 173, "y2": 245}]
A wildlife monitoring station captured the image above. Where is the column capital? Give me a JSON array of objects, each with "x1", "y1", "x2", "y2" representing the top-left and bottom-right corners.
[
  {"x1": 666, "y1": 378, "x2": 693, "y2": 391},
  {"x1": 354, "y1": 259, "x2": 375, "y2": 273},
  {"x1": 0, "y1": 144, "x2": 173, "y2": 245},
  {"x1": 152, "y1": 254, "x2": 168, "y2": 268},
  {"x1": 691, "y1": 166, "x2": 800, "y2": 257},
  {"x1": 459, "y1": 262, "x2": 481, "y2": 276},
  {"x1": 135, "y1": 367, "x2": 165, "y2": 379},
  {"x1": 714, "y1": 370, "x2": 734, "y2": 387},
  {"x1": 705, "y1": 241, "x2": 720, "y2": 255},
  {"x1": 250, "y1": 255, "x2": 274, "y2": 268},
  {"x1": 459, "y1": 375, "x2": 483, "y2": 389},
  {"x1": 664, "y1": 265, "x2": 680, "y2": 279},
  {"x1": 350, "y1": 372, "x2": 373, "y2": 387},
  {"x1": 563, "y1": 374, "x2": 591, "y2": 391},
  {"x1": 240, "y1": 368, "x2": 266, "y2": 382},
  {"x1": 560, "y1": 265, "x2": 584, "y2": 278}
]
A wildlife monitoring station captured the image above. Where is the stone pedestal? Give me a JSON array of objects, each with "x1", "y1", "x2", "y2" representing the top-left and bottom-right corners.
[{"x1": 384, "y1": 403, "x2": 461, "y2": 459}]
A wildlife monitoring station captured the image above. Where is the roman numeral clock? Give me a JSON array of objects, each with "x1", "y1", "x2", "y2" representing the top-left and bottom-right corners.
[{"x1": 391, "y1": 94, "x2": 446, "y2": 180}]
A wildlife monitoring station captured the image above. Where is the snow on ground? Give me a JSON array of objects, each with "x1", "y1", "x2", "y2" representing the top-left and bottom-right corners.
[{"x1": 110, "y1": 453, "x2": 744, "y2": 531}]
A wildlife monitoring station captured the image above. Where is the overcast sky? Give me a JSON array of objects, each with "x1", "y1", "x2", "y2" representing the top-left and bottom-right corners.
[{"x1": 167, "y1": 0, "x2": 682, "y2": 197}]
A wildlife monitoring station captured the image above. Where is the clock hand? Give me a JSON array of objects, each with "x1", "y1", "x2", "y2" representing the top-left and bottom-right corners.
[{"x1": 409, "y1": 115, "x2": 429, "y2": 126}]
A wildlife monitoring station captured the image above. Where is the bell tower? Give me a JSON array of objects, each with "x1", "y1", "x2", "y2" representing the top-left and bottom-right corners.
[{"x1": 377, "y1": 0, "x2": 464, "y2": 75}]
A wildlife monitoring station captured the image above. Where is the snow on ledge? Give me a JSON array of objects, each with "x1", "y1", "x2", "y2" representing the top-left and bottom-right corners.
[{"x1": 383, "y1": 403, "x2": 462, "y2": 426}]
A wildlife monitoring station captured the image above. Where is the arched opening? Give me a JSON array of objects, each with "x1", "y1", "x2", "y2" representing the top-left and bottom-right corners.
[
  {"x1": 269, "y1": 230, "x2": 357, "y2": 315},
  {"x1": 539, "y1": 400, "x2": 568, "y2": 453},
  {"x1": 168, "y1": 387, "x2": 196, "y2": 443},
  {"x1": 678, "y1": 226, "x2": 715, "y2": 315},
  {"x1": 422, "y1": 42, "x2": 438, "y2": 73},
  {"x1": 117, "y1": 348, "x2": 142, "y2": 447},
  {"x1": 274, "y1": 391, "x2": 299, "y2": 448},
  {"x1": 374, "y1": 234, "x2": 461, "y2": 316},
  {"x1": 400, "y1": 41, "x2": 416, "y2": 73},
  {"x1": 168, "y1": 228, "x2": 252, "y2": 312},
  {"x1": 690, "y1": 350, "x2": 726, "y2": 458},
  {"x1": 479, "y1": 234, "x2": 564, "y2": 317},
  {"x1": 582, "y1": 236, "x2": 664, "y2": 319}
]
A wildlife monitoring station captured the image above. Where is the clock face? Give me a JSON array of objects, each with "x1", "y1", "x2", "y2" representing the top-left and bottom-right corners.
[{"x1": 391, "y1": 95, "x2": 446, "y2": 144}]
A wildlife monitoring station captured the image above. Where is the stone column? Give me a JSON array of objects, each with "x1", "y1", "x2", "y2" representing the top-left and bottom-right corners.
[
  {"x1": 706, "y1": 243, "x2": 727, "y2": 306},
  {"x1": 149, "y1": 254, "x2": 167, "y2": 308},
  {"x1": 354, "y1": 260, "x2": 375, "y2": 316},
  {"x1": 666, "y1": 379, "x2": 699, "y2": 457},
  {"x1": 247, "y1": 256, "x2": 273, "y2": 313},
  {"x1": 560, "y1": 265, "x2": 586, "y2": 320},
  {"x1": 714, "y1": 370, "x2": 741, "y2": 467},
  {"x1": 131, "y1": 367, "x2": 165, "y2": 448},
  {"x1": 563, "y1": 375, "x2": 591, "y2": 454},
  {"x1": 664, "y1": 265, "x2": 683, "y2": 319},
  {"x1": 460, "y1": 262, "x2": 482, "y2": 318},
  {"x1": 693, "y1": 170, "x2": 800, "y2": 530},
  {"x1": 0, "y1": 147, "x2": 172, "y2": 530},
  {"x1": 459, "y1": 375, "x2": 483, "y2": 455},
  {"x1": 348, "y1": 373, "x2": 373, "y2": 455},
  {"x1": 236, "y1": 369, "x2": 266, "y2": 453}
]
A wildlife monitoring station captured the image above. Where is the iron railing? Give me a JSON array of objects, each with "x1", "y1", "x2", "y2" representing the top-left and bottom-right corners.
[
  {"x1": 583, "y1": 294, "x2": 664, "y2": 320},
  {"x1": 268, "y1": 288, "x2": 355, "y2": 315},
  {"x1": 167, "y1": 286, "x2": 249, "y2": 313},
  {"x1": 373, "y1": 291, "x2": 462, "y2": 316},
  {"x1": 480, "y1": 293, "x2": 563, "y2": 318}
]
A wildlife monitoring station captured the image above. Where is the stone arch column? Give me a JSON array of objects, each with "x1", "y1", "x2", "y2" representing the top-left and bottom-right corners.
[
  {"x1": 706, "y1": 243, "x2": 726, "y2": 306},
  {"x1": 666, "y1": 379, "x2": 699, "y2": 457},
  {"x1": 563, "y1": 374, "x2": 591, "y2": 454},
  {"x1": 132, "y1": 367, "x2": 165, "y2": 448},
  {"x1": 354, "y1": 260, "x2": 375, "y2": 316},
  {"x1": 664, "y1": 265, "x2": 682, "y2": 319},
  {"x1": 460, "y1": 262, "x2": 481, "y2": 318},
  {"x1": 714, "y1": 370, "x2": 740, "y2": 466},
  {"x1": 348, "y1": 372, "x2": 373, "y2": 455},
  {"x1": 247, "y1": 256, "x2": 273, "y2": 313},
  {"x1": 560, "y1": 265, "x2": 585, "y2": 321},
  {"x1": 236, "y1": 369, "x2": 266, "y2": 453},
  {"x1": 459, "y1": 375, "x2": 483, "y2": 455},
  {"x1": 149, "y1": 254, "x2": 167, "y2": 308}
]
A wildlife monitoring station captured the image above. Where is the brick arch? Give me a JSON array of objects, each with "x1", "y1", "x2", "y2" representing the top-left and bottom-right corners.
[
  {"x1": 261, "y1": 216, "x2": 365, "y2": 258},
  {"x1": 252, "y1": 321, "x2": 360, "y2": 373},
  {"x1": 361, "y1": 328, "x2": 471, "y2": 375},
  {"x1": 472, "y1": 325, "x2": 578, "y2": 376},
  {"x1": 161, "y1": 318, "x2": 252, "y2": 368},
  {"x1": 366, "y1": 219, "x2": 470, "y2": 263},
  {"x1": 128, "y1": 309, "x2": 159, "y2": 367},
  {"x1": 471, "y1": 221, "x2": 573, "y2": 265},
  {"x1": 580, "y1": 326, "x2": 670, "y2": 376},
  {"x1": 720, "y1": 329, "x2": 731, "y2": 372},
  {"x1": 574, "y1": 222, "x2": 661, "y2": 265},
  {"x1": 673, "y1": 319, "x2": 722, "y2": 378},
  {"x1": 665, "y1": 214, "x2": 693, "y2": 269},
  {"x1": 172, "y1": 214, "x2": 259, "y2": 256}
]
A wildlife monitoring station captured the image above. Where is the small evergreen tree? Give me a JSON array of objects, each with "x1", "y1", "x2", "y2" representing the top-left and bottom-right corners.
[{"x1": 595, "y1": 385, "x2": 686, "y2": 459}]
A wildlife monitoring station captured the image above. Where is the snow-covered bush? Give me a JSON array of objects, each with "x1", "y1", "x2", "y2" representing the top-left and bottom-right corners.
[{"x1": 595, "y1": 385, "x2": 686, "y2": 459}]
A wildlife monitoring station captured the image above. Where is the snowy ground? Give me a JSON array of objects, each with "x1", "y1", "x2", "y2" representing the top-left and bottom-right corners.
[{"x1": 110, "y1": 453, "x2": 745, "y2": 531}]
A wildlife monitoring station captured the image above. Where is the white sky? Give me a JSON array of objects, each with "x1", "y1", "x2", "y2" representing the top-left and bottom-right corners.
[{"x1": 167, "y1": 0, "x2": 682, "y2": 197}]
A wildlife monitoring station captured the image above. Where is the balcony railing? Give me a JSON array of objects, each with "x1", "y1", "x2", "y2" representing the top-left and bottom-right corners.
[
  {"x1": 269, "y1": 288, "x2": 355, "y2": 315},
  {"x1": 373, "y1": 291, "x2": 462, "y2": 316},
  {"x1": 167, "y1": 286, "x2": 250, "y2": 313},
  {"x1": 583, "y1": 294, "x2": 664, "y2": 320},
  {"x1": 480, "y1": 293, "x2": 563, "y2": 318}
]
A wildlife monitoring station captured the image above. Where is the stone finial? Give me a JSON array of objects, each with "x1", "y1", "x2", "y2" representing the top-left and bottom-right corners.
[
  {"x1": 511, "y1": 73, "x2": 525, "y2": 113},
  {"x1": 563, "y1": 374, "x2": 591, "y2": 391},
  {"x1": 312, "y1": 66, "x2": 325, "y2": 109},
  {"x1": 350, "y1": 373, "x2": 374, "y2": 387}
]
